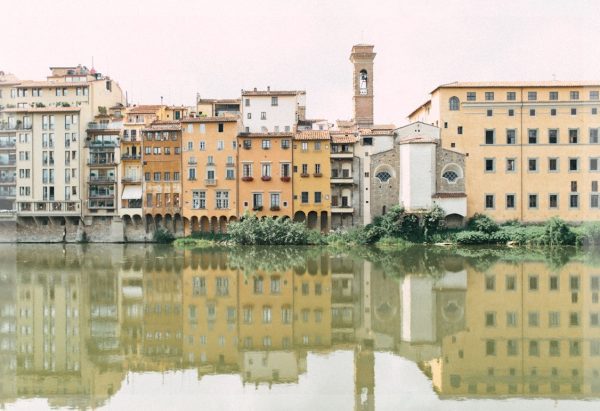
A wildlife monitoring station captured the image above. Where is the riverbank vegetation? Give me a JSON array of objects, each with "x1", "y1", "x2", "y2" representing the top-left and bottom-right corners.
[{"x1": 171, "y1": 206, "x2": 600, "y2": 248}]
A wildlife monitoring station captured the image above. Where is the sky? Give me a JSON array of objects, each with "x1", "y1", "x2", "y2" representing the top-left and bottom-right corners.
[{"x1": 2, "y1": 0, "x2": 600, "y2": 126}]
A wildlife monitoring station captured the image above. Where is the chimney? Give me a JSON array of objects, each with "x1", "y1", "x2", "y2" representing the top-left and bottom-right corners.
[
  {"x1": 254, "y1": 87, "x2": 257, "y2": 92},
  {"x1": 267, "y1": 86, "x2": 270, "y2": 92}
]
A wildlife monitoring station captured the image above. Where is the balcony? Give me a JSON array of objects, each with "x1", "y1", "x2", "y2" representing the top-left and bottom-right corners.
[
  {"x1": 206, "y1": 161, "x2": 215, "y2": 166},
  {"x1": 121, "y1": 176, "x2": 141, "y2": 184},
  {"x1": 0, "y1": 177, "x2": 16, "y2": 185},
  {"x1": 18, "y1": 201, "x2": 81, "y2": 216},
  {"x1": 88, "y1": 176, "x2": 116, "y2": 184},
  {"x1": 0, "y1": 122, "x2": 32, "y2": 131},
  {"x1": 330, "y1": 149, "x2": 353, "y2": 159},
  {"x1": 86, "y1": 140, "x2": 118, "y2": 149},
  {"x1": 204, "y1": 179, "x2": 217, "y2": 186},
  {"x1": 226, "y1": 162, "x2": 235, "y2": 167},
  {"x1": 241, "y1": 176, "x2": 254, "y2": 182},
  {"x1": 0, "y1": 161, "x2": 16, "y2": 167},
  {"x1": 261, "y1": 175, "x2": 272, "y2": 182},
  {"x1": 188, "y1": 158, "x2": 197, "y2": 165},
  {"x1": 87, "y1": 122, "x2": 123, "y2": 131},
  {"x1": 121, "y1": 154, "x2": 141, "y2": 161},
  {"x1": 87, "y1": 159, "x2": 117, "y2": 167},
  {"x1": 0, "y1": 141, "x2": 16, "y2": 149},
  {"x1": 331, "y1": 205, "x2": 354, "y2": 214},
  {"x1": 280, "y1": 176, "x2": 291, "y2": 182},
  {"x1": 331, "y1": 170, "x2": 354, "y2": 184},
  {"x1": 87, "y1": 200, "x2": 116, "y2": 210}
]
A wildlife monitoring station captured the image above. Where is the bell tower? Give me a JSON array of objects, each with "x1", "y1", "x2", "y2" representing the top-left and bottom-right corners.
[{"x1": 350, "y1": 44, "x2": 376, "y2": 127}]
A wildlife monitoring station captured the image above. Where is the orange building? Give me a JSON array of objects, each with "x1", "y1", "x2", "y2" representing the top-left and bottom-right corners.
[
  {"x1": 238, "y1": 269, "x2": 294, "y2": 351},
  {"x1": 181, "y1": 251, "x2": 240, "y2": 372},
  {"x1": 181, "y1": 116, "x2": 240, "y2": 234},
  {"x1": 237, "y1": 132, "x2": 293, "y2": 217},
  {"x1": 141, "y1": 121, "x2": 183, "y2": 233}
]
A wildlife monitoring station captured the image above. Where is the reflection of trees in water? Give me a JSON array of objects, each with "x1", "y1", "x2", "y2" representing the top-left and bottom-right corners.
[{"x1": 226, "y1": 246, "x2": 328, "y2": 276}]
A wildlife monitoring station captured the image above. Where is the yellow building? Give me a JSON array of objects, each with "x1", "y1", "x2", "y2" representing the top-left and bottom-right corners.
[
  {"x1": 181, "y1": 116, "x2": 240, "y2": 234},
  {"x1": 293, "y1": 131, "x2": 331, "y2": 230},
  {"x1": 237, "y1": 132, "x2": 293, "y2": 218},
  {"x1": 409, "y1": 82, "x2": 600, "y2": 223},
  {"x1": 426, "y1": 259, "x2": 600, "y2": 398},
  {"x1": 181, "y1": 251, "x2": 239, "y2": 372}
]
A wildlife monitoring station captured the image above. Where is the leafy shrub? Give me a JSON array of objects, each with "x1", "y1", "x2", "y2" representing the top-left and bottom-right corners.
[
  {"x1": 468, "y1": 214, "x2": 499, "y2": 234},
  {"x1": 540, "y1": 217, "x2": 576, "y2": 246},
  {"x1": 455, "y1": 231, "x2": 490, "y2": 245},
  {"x1": 576, "y1": 222, "x2": 600, "y2": 247},
  {"x1": 228, "y1": 213, "x2": 310, "y2": 245},
  {"x1": 153, "y1": 227, "x2": 175, "y2": 243}
]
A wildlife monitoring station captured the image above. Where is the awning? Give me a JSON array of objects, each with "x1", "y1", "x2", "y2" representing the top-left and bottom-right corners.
[{"x1": 122, "y1": 186, "x2": 142, "y2": 200}]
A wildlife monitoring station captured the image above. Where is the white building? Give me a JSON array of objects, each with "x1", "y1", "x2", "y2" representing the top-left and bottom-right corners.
[{"x1": 240, "y1": 88, "x2": 306, "y2": 133}]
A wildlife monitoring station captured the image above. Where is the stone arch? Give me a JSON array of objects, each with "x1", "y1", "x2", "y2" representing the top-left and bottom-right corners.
[
  {"x1": 145, "y1": 214, "x2": 154, "y2": 233},
  {"x1": 445, "y1": 213, "x2": 465, "y2": 228},
  {"x1": 210, "y1": 216, "x2": 218, "y2": 233},
  {"x1": 373, "y1": 164, "x2": 394, "y2": 183},
  {"x1": 228, "y1": 216, "x2": 237, "y2": 223},
  {"x1": 154, "y1": 214, "x2": 163, "y2": 229},
  {"x1": 133, "y1": 215, "x2": 142, "y2": 227},
  {"x1": 293, "y1": 211, "x2": 306, "y2": 223},
  {"x1": 441, "y1": 163, "x2": 464, "y2": 184},
  {"x1": 191, "y1": 216, "x2": 199, "y2": 233},
  {"x1": 320, "y1": 211, "x2": 328, "y2": 232},
  {"x1": 219, "y1": 216, "x2": 228, "y2": 234},
  {"x1": 174, "y1": 213, "x2": 182, "y2": 234},
  {"x1": 200, "y1": 216, "x2": 210, "y2": 233},
  {"x1": 122, "y1": 215, "x2": 133, "y2": 226},
  {"x1": 307, "y1": 211, "x2": 318, "y2": 229},
  {"x1": 183, "y1": 217, "x2": 191, "y2": 235}
]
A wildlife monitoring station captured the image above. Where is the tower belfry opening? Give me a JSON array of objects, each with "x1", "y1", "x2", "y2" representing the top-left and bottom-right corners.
[{"x1": 350, "y1": 44, "x2": 376, "y2": 127}]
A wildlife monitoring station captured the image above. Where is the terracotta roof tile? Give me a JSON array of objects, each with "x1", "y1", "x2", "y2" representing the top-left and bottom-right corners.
[
  {"x1": 432, "y1": 192, "x2": 466, "y2": 198},
  {"x1": 331, "y1": 134, "x2": 358, "y2": 144},
  {"x1": 181, "y1": 115, "x2": 239, "y2": 123},
  {"x1": 238, "y1": 132, "x2": 294, "y2": 138},
  {"x1": 433, "y1": 80, "x2": 600, "y2": 93},
  {"x1": 143, "y1": 121, "x2": 181, "y2": 132},
  {"x1": 127, "y1": 105, "x2": 163, "y2": 114},
  {"x1": 294, "y1": 131, "x2": 330, "y2": 141}
]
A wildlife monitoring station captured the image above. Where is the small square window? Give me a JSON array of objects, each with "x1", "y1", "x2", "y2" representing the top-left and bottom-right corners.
[
  {"x1": 569, "y1": 158, "x2": 579, "y2": 171},
  {"x1": 528, "y1": 91, "x2": 537, "y2": 101},
  {"x1": 467, "y1": 92, "x2": 476, "y2": 101},
  {"x1": 508, "y1": 109, "x2": 514, "y2": 116},
  {"x1": 457, "y1": 126, "x2": 463, "y2": 134},
  {"x1": 530, "y1": 109, "x2": 536, "y2": 116},
  {"x1": 485, "y1": 158, "x2": 495, "y2": 172},
  {"x1": 485, "y1": 92, "x2": 494, "y2": 101},
  {"x1": 487, "y1": 109, "x2": 493, "y2": 117},
  {"x1": 507, "y1": 92, "x2": 516, "y2": 101},
  {"x1": 549, "y1": 91, "x2": 558, "y2": 100},
  {"x1": 570, "y1": 91, "x2": 580, "y2": 100},
  {"x1": 550, "y1": 108, "x2": 557, "y2": 116},
  {"x1": 571, "y1": 108, "x2": 577, "y2": 115}
]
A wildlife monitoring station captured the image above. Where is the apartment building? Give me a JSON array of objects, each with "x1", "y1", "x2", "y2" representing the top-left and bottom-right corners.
[
  {"x1": 0, "y1": 123, "x2": 16, "y2": 211},
  {"x1": 330, "y1": 131, "x2": 359, "y2": 228},
  {"x1": 428, "y1": 260, "x2": 600, "y2": 398},
  {"x1": 141, "y1": 121, "x2": 183, "y2": 233},
  {"x1": 181, "y1": 116, "x2": 239, "y2": 234},
  {"x1": 195, "y1": 96, "x2": 240, "y2": 117},
  {"x1": 240, "y1": 88, "x2": 305, "y2": 133},
  {"x1": 237, "y1": 132, "x2": 293, "y2": 217},
  {"x1": 409, "y1": 82, "x2": 600, "y2": 222},
  {"x1": 0, "y1": 65, "x2": 124, "y2": 224},
  {"x1": 292, "y1": 130, "x2": 331, "y2": 230}
]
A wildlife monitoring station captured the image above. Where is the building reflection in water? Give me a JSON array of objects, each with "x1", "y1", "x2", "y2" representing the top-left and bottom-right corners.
[{"x1": 1, "y1": 245, "x2": 600, "y2": 409}]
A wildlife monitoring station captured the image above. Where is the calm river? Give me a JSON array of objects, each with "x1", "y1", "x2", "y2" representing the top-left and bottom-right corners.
[{"x1": 1, "y1": 244, "x2": 600, "y2": 410}]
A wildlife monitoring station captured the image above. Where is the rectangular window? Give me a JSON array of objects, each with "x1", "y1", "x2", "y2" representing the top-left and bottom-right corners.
[
  {"x1": 508, "y1": 109, "x2": 514, "y2": 116},
  {"x1": 153, "y1": 172, "x2": 161, "y2": 181},
  {"x1": 192, "y1": 191, "x2": 206, "y2": 209},
  {"x1": 314, "y1": 191, "x2": 322, "y2": 203},
  {"x1": 569, "y1": 129, "x2": 579, "y2": 144},
  {"x1": 485, "y1": 158, "x2": 495, "y2": 172},
  {"x1": 252, "y1": 193, "x2": 263, "y2": 209},
  {"x1": 549, "y1": 311, "x2": 560, "y2": 327},
  {"x1": 270, "y1": 193, "x2": 280, "y2": 209},
  {"x1": 485, "y1": 92, "x2": 494, "y2": 101},
  {"x1": 487, "y1": 109, "x2": 493, "y2": 117},
  {"x1": 485, "y1": 194, "x2": 495, "y2": 209},
  {"x1": 569, "y1": 158, "x2": 579, "y2": 171},
  {"x1": 549, "y1": 129, "x2": 559, "y2": 144},
  {"x1": 549, "y1": 158, "x2": 559, "y2": 172},
  {"x1": 549, "y1": 91, "x2": 558, "y2": 100},
  {"x1": 271, "y1": 96, "x2": 278, "y2": 106},
  {"x1": 530, "y1": 108, "x2": 536, "y2": 116},
  {"x1": 590, "y1": 128, "x2": 599, "y2": 144},
  {"x1": 507, "y1": 312, "x2": 518, "y2": 327},
  {"x1": 528, "y1": 91, "x2": 537, "y2": 101},
  {"x1": 485, "y1": 129, "x2": 494, "y2": 144},
  {"x1": 551, "y1": 108, "x2": 557, "y2": 116},
  {"x1": 485, "y1": 275, "x2": 495, "y2": 290},
  {"x1": 507, "y1": 91, "x2": 516, "y2": 101},
  {"x1": 506, "y1": 158, "x2": 516, "y2": 172},
  {"x1": 590, "y1": 91, "x2": 599, "y2": 100},
  {"x1": 528, "y1": 129, "x2": 538, "y2": 144},
  {"x1": 467, "y1": 92, "x2": 476, "y2": 101},
  {"x1": 301, "y1": 192, "x2": 309, "y2": 204},
  {"x1": 549, "y1": 194, "x2": 559, "y2": 209},
  {"x1": 506, "y1": 194, "x2": 516, "y2": 209},
  {"x1": 529, "y1": 275, "x2": 539, "y2": 291},
  {"x1": 570, "y1": 194, "x2": 579, "y2": 208},
  {"x1": 260, "y1": 112, "x2": 266, "y2": 120},
  {"x1": 529, "y1": 194, "x2": 538, "y2": 208},
  {"x1": 218, "y1": 123, "x2": 224, "y2": 133},
  {"x1": 570, "y1": 91, "x2": 580, "y2": 100},
  {"x1": 216, "y1": 191, "x2": 229, "y2": 209},
  {"x1": 262, "y1": 139, "x2": 271, "y2": 149},
  {"x1": 507, "y1": 340, "x2": 518, "y2": 356},
  {"x1": 528, "y1": 158, "x2": 538, "y2": 172},
  {"x1": 506, "y1": 129, "x2": 516, "y2": 144},
  {"x1": 528, "y1": 312, "x2": 539, "y2": 327},
  {"x1": 457, "y1": 126, "x2": 463, "y2": 134},
  {"x1": 485, "y1": 312, "x2": 496, "y2": 327}
]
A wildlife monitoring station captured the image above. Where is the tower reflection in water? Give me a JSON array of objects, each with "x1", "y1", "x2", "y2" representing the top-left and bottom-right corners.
[{"x1": 1, "y1": 245, "x2": 600, "y2": 409}]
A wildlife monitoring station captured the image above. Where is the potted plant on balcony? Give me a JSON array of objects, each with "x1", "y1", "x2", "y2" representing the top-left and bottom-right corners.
[
  {"x1": 313, "y1": 172, "x2": 323, "y2": 177},
  {"x1": 270, "y1": 205, "x2": 280, "y2": 211},
  {"x1": 261, "y1": 175, "x2": 272, "y2": 181},
  {"x1": 300, "y1": 173, "x2": 309, "y2": 178},
  {"x1": 242, "y1": 176, "x2": 254, "y2": 182},
  {"x1": 280, "y1": 176, "x2": 291, "y2": 182},
  {"x1": 252, "y1": 205, "x2": 263, "y2": 211}
]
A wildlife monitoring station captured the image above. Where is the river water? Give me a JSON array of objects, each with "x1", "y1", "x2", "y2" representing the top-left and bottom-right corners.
[{"x1": 1, "y1": 244, "x2": 600, "y2": 410}]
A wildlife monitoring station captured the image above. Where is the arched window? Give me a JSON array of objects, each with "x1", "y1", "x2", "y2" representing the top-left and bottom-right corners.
[
  {"x1": 441, "y1": 164, "x2": 463, "y2": 184},
  {"x1": 449, "y1": 96, "x2": 460, "y2": 111},
  {"x1": 375, "y1": 171, "x2": 392, "y2": 182},
  {"x1": 359, "y1": 70, "x2": 368, "y2": 95},
  {"x1": 442, "y1": 170, "x2": 459, "y2": 182}
]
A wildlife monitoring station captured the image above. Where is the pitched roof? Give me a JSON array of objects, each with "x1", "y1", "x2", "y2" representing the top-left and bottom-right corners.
[
  {"x1": 143, "y1": 121, "x2": 181, "y2": 131},
  {"x1": 331, "y1": 133, "x2": 358, "y2": 144},
  {"x1": 432, "y1": 80, "x2": 600, "y2": 93},
  {"x1": 1, "y1": 106, "x2": 81, "y2": 113},
  {"x1": 294, "y1": 130, "x2": 330, "y2": 141},
  {"x1": 127, "y1": 105, "x2": 163, "y2": 114},
  {"x1": 398, "y1": 136, "x2": 438, "y2": 144},
  {"x1": 241, "y1": 89, "x2": 305, "y2": 97},
  {"x1": 238, "y1": 132, "x2": 294, "y2": 138},
  {"x1": 197, "y1": 98, "x2": 240, "y2": 104},
  {"x1": 181, "y1": 115, "x2": 239, "y2": 123},
  {"x1": 432, "y1": 192, "x2": 467, "y2": 198}
]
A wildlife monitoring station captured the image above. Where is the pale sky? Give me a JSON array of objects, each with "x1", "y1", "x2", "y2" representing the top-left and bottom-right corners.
[{"x1": 3, "y1": 0, "x2": 599, "y2": 126}]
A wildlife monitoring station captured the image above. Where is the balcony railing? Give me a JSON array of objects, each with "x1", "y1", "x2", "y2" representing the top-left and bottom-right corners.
[
  {"x1": 121, "y1": 154, "x2": 141, "y2": 161},
  {"x1": 87, "y1": 122, "x2": 123, "y2": 130},
  {"x1": 204, "y1": 179, "x2": 217, "y2": 186},
  {"x1": 0, "y1": 123, "x2": 32, "y2": 131},
  {"x1": 121, "y1": 177, "x2": 141, "y2": 184},
  {"x1": 0, "y1": 161, "x2": 16, "y2": 167},
  {"x1": 87, "y1": 159, "x2": 117, "y2": 166},
  {"x1": 88, "y1": 176, "x2": 116, "y2": 183},
  {"x1": 0, "y1": 177, "x2": 16, "y2": 184},
  {"x1": 86, "y1": 140, "x2": 118, "y2": 148},
  {"x1": 0, "y1": 141, "x2": 16, "y2": 149},
  {"x1": 18, "y1": 201, "x2": 80, "y2": 215}
]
